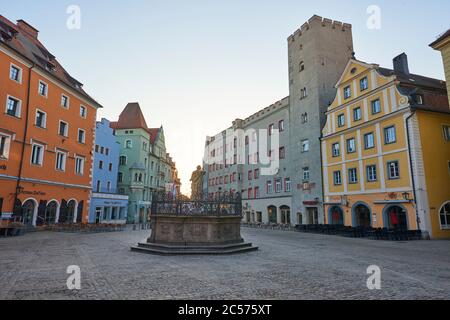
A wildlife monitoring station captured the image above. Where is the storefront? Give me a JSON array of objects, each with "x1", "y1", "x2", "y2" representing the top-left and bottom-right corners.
[{"x1": 89, "y1": 192, "x2": 129, "y2": 224}]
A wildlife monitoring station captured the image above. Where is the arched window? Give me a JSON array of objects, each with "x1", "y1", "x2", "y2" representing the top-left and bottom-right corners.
[
  {"x1": 125, "y1": 140, "x2": 132, "y2": 149},
  {"x1": 439, "y1": 202, "x2": 450, "y2": 229},
  {"x1": 299, "y1": 61, "x2": 305, "y2": 72}
]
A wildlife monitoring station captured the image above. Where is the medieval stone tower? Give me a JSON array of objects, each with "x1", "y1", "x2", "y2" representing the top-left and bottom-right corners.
[{"x1": 288, "y1": 15, "x2": 354, "y2": 224}]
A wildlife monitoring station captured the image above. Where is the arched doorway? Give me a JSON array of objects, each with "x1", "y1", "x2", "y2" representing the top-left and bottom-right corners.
[
  {"x1": 280, "y1": 206, "x2": 291, "y2": 224},
  {"x1": 22, "y1": 199, "x2": 36, "y2": 226},
  {"x1": 44, "y1": 201, "x2": 58, "y2": 225},
  {"x1": 67, "y1": 200, "x2": 77, "y2": 224},
  {"x1": 353, "y1": 203, "x2": 371, "y2": 227},
  {"x1": 268, "y1": 206, "x2": 277, "y2": 224},
  {"x1": 439, "y1": 202, "x2": 450, "y2": 229},
  {"x1": 384, "y1": 205, "x2": 408, "y2": 230},
  {"x1": 329, "y1": 206, "x2": 344, "y2": 225}
]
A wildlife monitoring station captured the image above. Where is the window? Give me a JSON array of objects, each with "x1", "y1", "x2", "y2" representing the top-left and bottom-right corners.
[
  {"x1": 38, "y1": 80, "x2": 48, "y2": 97},
  {"x1": 105, "y1": 148, "x2": 109, "y2": 156},
  {"x1": 254, "y1": 169, "x2": 260, "y2": 179},
  {"x1": 247, "y1": 188, "x2": 253, "y2": 199},
  {"x1": 413, "y1": 94, "x2": 424, "y2": 105},
  {"x1": 6, "y1": 96, "x2": 21, "y2": 117},
  {"x1": 333, "y1": 171, "x2": 342, "y2": 185},
  {"x1": 0, "y1": 134, "x2": 11, "y2": 159},
  {"x1": 245, "y1": 136, "x2": 249, "y2": 145},
  {"x1": 100, "y1": 147, "x2": 104, "y2": 154},
  {"x1": 275, "y1": 178, "x2": 282, "y2": 193},
  {"x1": 301, "y1": 113, "x2": 308, "y2": 124},
  {"x1": 125, "y1": 140, "x2": 132, "y2": 149},
  {"x1": 285, "y1": 178, "x2": 291, "y2": 192},
  {"x1": 80, "y1": 105, "x2": 86, "y2": 118},
  {"x1": 107, "y1": 181, "x2": 111, "y2": 192},
  {"x1": 299, "y1": 61, "x2": 304, "y2": 72},
  {"x1": 300, "y1": 87, "x2": 307, "y2": 99},
  {"x1": 442, "y1": 125, "x2": 450, "y2": 141},
  {"x1": 99, "y1": 160, "x2": 104, "y2": 170},
  {"x1": 109, "y1": 163, "x2": 113, "y2": 171},
  {"x1": 360, "y1": 77, "x2": 368, "y2": 91},
  {"x1": 371, "y1": 99, "x2": 381, "y2": 114},
  {"x1": 279, "y1": 120, "x2": 285, "y2": 132},
  {"x1": 347, "y1": 138, "x2": 356, "y2": 153},
  {"x1": 267, "y1": 181, "x2": 273, "y2": 194},
  {"x1": 35, "y1": 110, "x2": 46, "y2": 128},
  {"x1": 119, "y1": 156, "x2": 127, "y2": 166},
  {"x1": 302, "y1": 167, "x2": 310, "y2": 181},
  {"x1": 348, "y1": 168, "x2": 358, "y2": 184},
  {"x1": 269, "y1": 124, "x2": 274, "y2": 136},
  {"x1": 75, "y1": 156, "x2": 85, "y2": 175},
  {"x1": 78, "y1": 129, "x2": 85, "y2": 144},
  {"x1": 337, "y1": 114, "x2": 345, "y2": 127},
  {"x1": 118, "y1": 172, "x2": 123, "y2": 183},
  {"x1": 279, "y1": 147, "x2": 286, "y2": 159},
  {"x1": 59, "y1": 121, "x2": 68, "y2": 137},
  {"x1": 344, "y1": 86, "x2": 351, "y2": 99},
  {"x1": 302, "y1": 140, "x2": 310, "y2": 152},
  {"x1": 143, "y1": 142, "x2": 147, "y2": 151},
  {"x1": 254, "y1": 187, "x2": 260, "y2": 199},
  {"x1": 10, "y1": 64, "x2": 22, "y2": 82},
  {"x1": 353, "y1": 107, "x2": 362, "y2": 121},
  {"x1": 95, "y1": 145, "x2": 99, "y2": 153},
  {"x1": 367, "y1": 165, "x2": 377, "y2": 182},
  {"x1": 96, "y1": 180, "x2": 101, "y2": 192},
  {"x1": 332, "y1": 143, "x2": 340, "y2": 157},
  {"x1": 248, "y1": 170, "x2": 253, "y2": 180},
  {"x1": 387, "y1": 161, "x2": 400, "y2": 179},
  {"x1": 61, "y1": 94, "x2": 69, "y2": 108},
  {"x1": 56, "y1": 151, "x2": 66, "y2": 171},
  {"x1": 439, "y1": 202, "x2": 450, "y2": 230},
  {"x1": 364, "y1": 133, "x2": 375, "y2": 149},
  {"x1": 31, "y1": 143, "x2": 44, "y2": 166},
  {"x1": 384, "y1": 126, "x2": 396, "y2": 144}
]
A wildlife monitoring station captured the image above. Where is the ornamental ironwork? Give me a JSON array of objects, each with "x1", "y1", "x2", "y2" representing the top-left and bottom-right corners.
[{"x1": 151, "y1": 192, "x2": 242, "y2": 216}]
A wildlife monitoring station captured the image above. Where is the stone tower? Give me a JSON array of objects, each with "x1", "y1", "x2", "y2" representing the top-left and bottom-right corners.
[{"x1": 288, "y1": 15, "x2": 354, "y2": 224}]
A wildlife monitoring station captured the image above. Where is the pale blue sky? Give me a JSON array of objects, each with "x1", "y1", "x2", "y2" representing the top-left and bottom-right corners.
[{"x1": 2, "y1": 1, "x2": 449, "y2": 194}]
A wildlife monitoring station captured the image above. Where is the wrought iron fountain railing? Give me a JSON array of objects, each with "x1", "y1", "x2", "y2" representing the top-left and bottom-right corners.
[{"x1": 151, "y1": 192, "x2": 242, "y2": 216}]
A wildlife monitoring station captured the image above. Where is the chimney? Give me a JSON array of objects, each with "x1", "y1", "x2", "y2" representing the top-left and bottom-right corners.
[
  {"x1": 393, "y1": 53, "x2": 409, "y2": 75},
  {"x1": 16, "y1": 19, "x2": 38, "y2": 39}
]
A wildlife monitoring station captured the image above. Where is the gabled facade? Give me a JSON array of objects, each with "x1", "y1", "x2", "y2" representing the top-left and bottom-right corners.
[
  {"x1": 0, "y1": 16, "x2": 102, "y2": 225},
  {"x1": 111, "y1": 103, "x2": 174, "y2": 224},
  {"x1": 321, "y1": 54, "x2": 450, "y2": 239},
  {"x1": 89, "y1": 118, "x2": 128, "y2": 224}
]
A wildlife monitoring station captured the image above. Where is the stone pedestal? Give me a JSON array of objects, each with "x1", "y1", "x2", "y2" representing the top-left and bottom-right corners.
[{"x1": 131, "y1": 214, "x2": 258, "y2": 255}]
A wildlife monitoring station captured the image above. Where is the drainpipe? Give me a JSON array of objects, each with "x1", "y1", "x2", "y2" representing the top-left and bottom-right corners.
[
  {"x1": 12, "y1": 63, "x2": 35, "y2": 221},
  {"x1": 405, "y1": 110, "x2": 421, "y2": 232}
]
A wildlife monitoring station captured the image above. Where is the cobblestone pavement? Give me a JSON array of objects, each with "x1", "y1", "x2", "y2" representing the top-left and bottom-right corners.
[{"x1": 0, "y1": 227, "x2": 449, "y2": 300}]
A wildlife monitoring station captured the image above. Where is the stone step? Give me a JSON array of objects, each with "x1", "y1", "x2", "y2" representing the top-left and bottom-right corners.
[
  {"x1": 136, "y1": 241, "x2": 254, "y2": 251},
  {"x1": 131, "y1": 242, "x2": 258, "y2": 256}
]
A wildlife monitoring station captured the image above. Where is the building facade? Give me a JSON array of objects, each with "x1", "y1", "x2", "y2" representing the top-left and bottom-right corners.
[
  {"x1": 321, "y1": 54, "x2": 450, "y2": 239},
  {"x1": 0, "y1": 17, "x2": 101, "y2": 226},
  {"x1": 89, "y1": 118, "x2": 128, "y2": 224},
  {"x1": 111, "y1": 103, "x2": 176, "y2": 224},
  {"x1": 203, "y1": 15, "x2": 353, "y2": 226},
  {"x1": 430, "y1": 29, "x2": 450, "y2": 106}
]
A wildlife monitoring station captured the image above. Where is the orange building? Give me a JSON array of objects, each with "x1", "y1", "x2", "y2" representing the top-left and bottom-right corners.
[{"x1": 0, "y1": 17, "x2": 102, "y2": 226}]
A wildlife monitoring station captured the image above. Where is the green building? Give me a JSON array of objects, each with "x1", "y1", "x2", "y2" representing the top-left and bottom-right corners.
[{"x1": 111, "y1": 103, "x2": 174, "y2": 224}]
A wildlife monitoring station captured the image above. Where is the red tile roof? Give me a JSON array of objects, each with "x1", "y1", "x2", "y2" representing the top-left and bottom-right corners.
[
  {"x1": 149, "y1": 128, "x2": 160, "y2": 144},
  {"x1": 110, "y1": 102, "x2": 150, "y2": 132},
  {"x1": 0, "y1": 15, "x2": 102, "y2": 108}
]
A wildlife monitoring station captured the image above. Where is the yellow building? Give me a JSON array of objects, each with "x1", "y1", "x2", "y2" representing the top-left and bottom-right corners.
[
  {"x1": 430, "y1": 29, "x2": 450, "y2": 106},
  {"x1": 321, "y1": 54, "x2": 450, "y2": 239}
]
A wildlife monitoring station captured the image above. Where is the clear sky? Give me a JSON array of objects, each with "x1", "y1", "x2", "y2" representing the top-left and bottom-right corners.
[{"x1": 2, "y1": 0, "x2": 449, "y2": 195}]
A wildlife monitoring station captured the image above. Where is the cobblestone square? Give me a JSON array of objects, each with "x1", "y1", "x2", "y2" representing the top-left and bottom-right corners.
[{"x1": 0, "y1": 228, "x2": 449, "y2": 300}]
